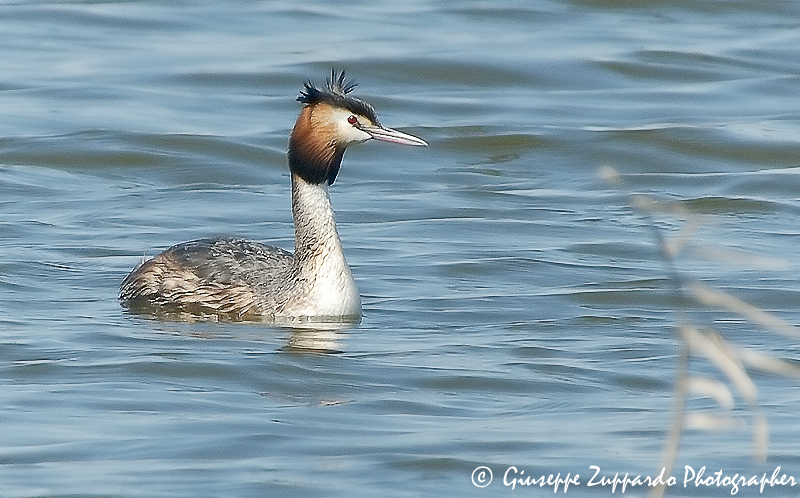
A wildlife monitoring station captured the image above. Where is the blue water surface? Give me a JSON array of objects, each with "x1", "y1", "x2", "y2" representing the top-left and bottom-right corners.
[{"x1": 1, "y1": 1, "x2": 799, "y2": 496}]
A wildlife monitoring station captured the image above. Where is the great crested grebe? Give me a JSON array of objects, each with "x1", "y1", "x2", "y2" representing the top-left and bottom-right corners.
[{"x1": 120, "y1": 70, "x2": 427, "y2": 322}]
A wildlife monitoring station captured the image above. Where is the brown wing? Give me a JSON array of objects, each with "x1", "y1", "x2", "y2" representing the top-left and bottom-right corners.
[{"x1": 119, "y1": 237, "x2": 294, "y2": 318}]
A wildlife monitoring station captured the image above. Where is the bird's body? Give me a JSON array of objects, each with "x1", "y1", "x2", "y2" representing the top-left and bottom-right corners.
[{"x1": 120, "y1": 71, "x2": 426, "y2": 322}]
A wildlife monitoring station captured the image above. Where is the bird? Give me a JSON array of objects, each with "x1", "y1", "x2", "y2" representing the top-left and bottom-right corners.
[{"x1": 119, "y1": 70, "x2": 427, "y2": 323}]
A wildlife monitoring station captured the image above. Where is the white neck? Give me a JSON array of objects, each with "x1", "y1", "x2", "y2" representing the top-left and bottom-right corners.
[{"x1": 282, "y1": 173, "x2": 360, "y2": 319}]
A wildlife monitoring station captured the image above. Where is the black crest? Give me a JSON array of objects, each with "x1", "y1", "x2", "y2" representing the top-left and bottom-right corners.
[{"x1": 297, "y1": 69, "x2": 379, "y2": 125}]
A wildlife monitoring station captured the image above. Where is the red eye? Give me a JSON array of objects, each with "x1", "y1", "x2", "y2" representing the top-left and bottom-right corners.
[{"x1": 347, "y1": 115, "x2": 358, "y2": 125}]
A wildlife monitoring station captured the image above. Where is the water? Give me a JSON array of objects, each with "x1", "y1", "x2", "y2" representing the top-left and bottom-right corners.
[{"x1": 2, "y1": 1, "x2": 800, "y2": 496}]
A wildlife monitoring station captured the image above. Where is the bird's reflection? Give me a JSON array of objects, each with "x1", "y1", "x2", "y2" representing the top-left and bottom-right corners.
[
  {"x1": 281, "y1": 326, "x2": 350, "y2": 353},
  {"x1": 124, "y1": 307, "x2": 356, "y2": 353}
]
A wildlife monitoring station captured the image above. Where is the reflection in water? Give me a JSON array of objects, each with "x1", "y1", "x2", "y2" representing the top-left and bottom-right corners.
[
  {"x1": 281, "y1": 326, "x2": 350, "y2": 353},
  {"x1": 274, "y1": 314, "x2": 357, "y2": 352},
  {"x1": 122, "y1": 305, "x2": 354, "y2": 352}
]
